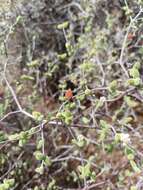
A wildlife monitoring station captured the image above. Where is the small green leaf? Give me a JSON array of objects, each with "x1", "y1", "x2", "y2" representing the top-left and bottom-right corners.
[
  {"x1": 58, "y1": 53, "x2": 67, "y2": 60},
  {"x1": 108, "y1": 80, "x2": 117, "y2": 92},
  {"x1": 27, "y1": 60, "x2": 39, "y2": 67},
  {"x1": 82, "y1": 117, "x2": 90, "y2": 124},
  {"x1": 21, "y1": 75, "x2": 35, "y2": 81},
  {"x1": 35, "y1": 164, "x2": 44, "y2": 175},
  {"x1": 16, "y1": 15, "x2": 22, "y2": 23},
  {"x1": 124, "y1": 96, "x2": 138, "y2": 108},
  {"x1": 34, "y1": 151, "x2": 45, "y2": 161},
  {"x1": 78, "y1": 163, "x2": 91, "y2": 179},
  {"x1": 129, "y1": 67, "x2": 140, "y2": 78},
  {"x1": 80, "y1": 62, "x2": 94, "y2": 73},
  {"x1": 4, "y1": 179, "x2": 15, "y2": 187},
  {"x1": 8, "y1": 133, "x2": 19, "y2": 141},
  {"x1": 47, "y1": 179, "x2": 56, "y2": 190},
  {"x1": 130, "y1": 160, "x2": 141, "y2": 173},
  {"x1": 127, "y1": 78, "x2": 140, "y2": 86},
  {"x1": 37, "y1": 139, "x2": 44, "y2": 150},
  {"x1": 130, "y1": 185, "x2": 137, "y2": 190},
  {"x1": 44, "y1": 156, "x2": 52, "y2": 166},
  {"x1": 57, "y1": 21, "x2": 69, "y2": 29},
  {"x1": 72, "y1": 135, "x2": 86, "y2": 148},
  {"x1": 32, "y1": 111, "x2": 44, "y2": 121},
  {"x1": 85, "y1": 88, "x2": 92, "y2": 95}
]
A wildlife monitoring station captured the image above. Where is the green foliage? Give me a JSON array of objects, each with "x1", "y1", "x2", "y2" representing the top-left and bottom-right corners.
[
  {"x1": 99, "y1": 120, "x2": 110, "y2": 141},
  {"x1": 47, "y1": 179, "x2": 57, "y2": 190},
  {"x1": 108, "y1": 80, "x2": 118, "y2": 96},
  {"x1": 0, "y1": 104, "x2": 5, "y2": 118},
  {"x1": 124, "y1": 146, "x2": 141, "y2": 173},
  {"x1": 78, "y1": 163, "x2": 96, "y2": 181},
  {"x1": 129, "y1": 67, "x2": 140, "y2": 78},
  {"x1": 130, "y1": 186, "x2": 137, "y2": 190},
  {"x1": 32, "y1": 111, "x2": 44, "y2": 122},
  {"x1": 130, "y1": 160, "x2": 141, "y2": 173},
  {"x1": 34, "y1": 151, "x2": 51, "y2": 166},
  {"x1": 127, "y1": 78, "x2": 140, "y2": 86},
  {"x1": 128, "y1": 63, "x2": 141, "y2": 86},
  {"x1": 115, "y1": 133, "x2": 131, "y2": 146},
  {"x1": 65, "y1": 42, "x2": 74, "y2": 56},
  {"x1": 0, "y1": 179, "x2": 15, "y2": 190},
  {"x1": 72, "y1": 135, "x2": 87, "y2": 148},
  {"x1": 95, "y1": 97, "x2": 105, "y2": 110},
  {"x1": 37, "y1": 139, "x2": 44, "y2": 150},
  {"x1": 80, "y1": 61, "x2": 95, "y2": 73},
  {"x1": 84, "y1": 88, "x2": 92, "y2": 96},
  {"x1": 20, "y1": 75, "x2": 35, "y2": 81},
  {"x1": 57, "y1": 21, "x2": 69, "y2": 30},
  {"x1": 57, "y1": 53, "x2": 67, "y2": 60},
  {"x1": 27, "y1": 60, "x2": 39, "y2": 67},
  {"x1": 57, "y1": 110, "x2": 73, "y2": 125},
  {"x1": 35, "y1": 164, "x2": 44, "y2": 175},
  {"x1": 124, "y1": 96, "x2": 138, "y2": 108},
  {"x1": 0, "y1": 153, "x2": 7, "y2": 165},
  {"x1": 82, "y1": 116, "x2": 90, "y2": 124},
  {"x1": 0, "y1": 131, "x2": 7, "y2": 142},
  {"x1": 1, "y1": 0, "x2": 143, "y2": 189}
]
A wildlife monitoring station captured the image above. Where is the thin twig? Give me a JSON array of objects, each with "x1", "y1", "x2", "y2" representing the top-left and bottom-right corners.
[
  {"x1": 119, "y1": 7, "x2": 143, "y2": 77},
  {"x1": 0, "y1": 151, "x2": 24, "y2": 180}
]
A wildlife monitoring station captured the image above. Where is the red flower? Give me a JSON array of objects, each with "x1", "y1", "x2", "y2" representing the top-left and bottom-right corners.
[{"x1": 65, "y1": 88, "x2": 73, "y2": 100}]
